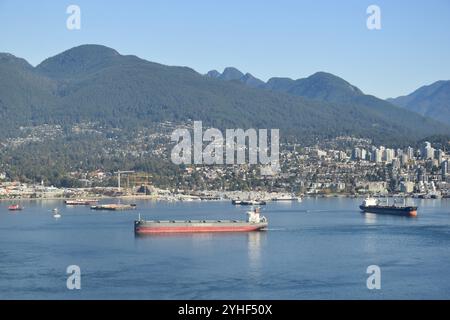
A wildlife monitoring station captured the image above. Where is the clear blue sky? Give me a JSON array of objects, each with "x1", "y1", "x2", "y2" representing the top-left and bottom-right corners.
[{"x1": 0, "y1": 0, "x2": 449, "y2": 98}]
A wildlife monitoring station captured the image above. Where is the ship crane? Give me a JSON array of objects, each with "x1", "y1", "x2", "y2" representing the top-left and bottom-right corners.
[{"x1": 114, "y1": 170, "x2": 135, "y2": 192}]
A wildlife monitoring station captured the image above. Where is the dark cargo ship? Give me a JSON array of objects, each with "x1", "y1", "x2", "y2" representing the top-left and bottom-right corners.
[
  {"x1": 91, "y1": 203, "x2": 136, "y2": 211},
  {"x1": 359, "y1": 197, "x2": 417, "y2": 217},
  {"x1": 135, "y1": 207, "x2": 268, "y2": 234}
]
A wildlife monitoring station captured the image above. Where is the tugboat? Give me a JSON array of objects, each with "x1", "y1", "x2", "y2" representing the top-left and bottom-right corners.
[
  {"x1": 8, "y1": 204, "x2": 23, "y2": 211},
  {"x1": 135, "y1": 207, "x2": 268, "y2": 234},
  {"x1": 359, "y1": 197, "x2": 417, "y2": 217}
]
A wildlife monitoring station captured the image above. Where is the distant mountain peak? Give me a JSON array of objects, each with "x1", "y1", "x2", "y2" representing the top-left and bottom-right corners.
[
  {"x1": 305, "y1": 72, "x2": 363, "y2": 94},
  {"x1": 389, "y1": 80, "x2": 450, "y2": 125},
  {"x1": 219, "y1": 67, "x2": 244, "y2": 81},
  {"x1": 206, "y1": 70, "x2": 221, "y2": 78},
  {"x1": 240, "y1": 72, "x2": 265, "y2": 88},
  {"x1": 0, "y1": 52, "x2": 18, "y2": 59},
  {"x1": 58, "y1": 44, "x2": 120, "y2": 58},
  {"x1": 205, "y1": 68, "x2": 264, "y2": 88},
  {"x1": 36, "y1": 44, "x2": 121, "y2": 78},
  {"x1": 0, "y1": 52, "x2": 33, "y2": 69}
]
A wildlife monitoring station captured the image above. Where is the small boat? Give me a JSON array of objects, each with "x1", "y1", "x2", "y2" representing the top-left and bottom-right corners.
[
  {"x1": 53, "y1": 208, "x2": 61, "y2": 218},
  {"x1": 8, "y1": 204, "x2": 23, "y2": 211}
]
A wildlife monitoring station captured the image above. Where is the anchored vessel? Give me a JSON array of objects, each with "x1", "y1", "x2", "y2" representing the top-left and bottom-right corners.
[
  {"x1": 232, "y1": 199, "x2": 267, "y2": 206},
  {"x1": 65, "y1": 199, "x2": 98, "y2": 205},
  {"x1": 8, "y1": 204, "x2": 23, "y2": 211},
  {"x1": 135, "y1": 207, "x2": 268, "y2": 234},
  {"x1": 271, "y1": 194, "x2": 300, "y2": 201},
  {"x1": 359, "y1": 197, "x2": 417, "y2": 217},
  {"x1": 91, "y1": 203, "x2": 136, "y2": 211}
]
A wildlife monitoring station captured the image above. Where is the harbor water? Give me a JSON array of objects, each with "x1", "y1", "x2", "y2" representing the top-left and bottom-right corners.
[{"x1": 0, "y1": 197, "x2": 449, "y2": 299}]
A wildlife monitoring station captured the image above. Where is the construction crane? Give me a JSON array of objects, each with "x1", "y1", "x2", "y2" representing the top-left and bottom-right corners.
[{"x1": 114, "y1": 170, "x2": 135, "y2": 191}]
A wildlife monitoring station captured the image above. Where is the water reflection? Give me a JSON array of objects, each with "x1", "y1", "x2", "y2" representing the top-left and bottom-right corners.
[
  {"x1": 247, "y1": 231, "x2": 265, "y2": 277},
  {"x1": 363, "y1": 212, "x2": 377, "y2": 224}
]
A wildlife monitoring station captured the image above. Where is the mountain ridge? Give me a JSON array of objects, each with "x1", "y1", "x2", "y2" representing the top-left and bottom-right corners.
[
  {"x1": 0, "y1": 44, "x2": 449, "y2": 146},
  {"x1": 388, "y1": 80, "x2": 450, "y2": 125}
]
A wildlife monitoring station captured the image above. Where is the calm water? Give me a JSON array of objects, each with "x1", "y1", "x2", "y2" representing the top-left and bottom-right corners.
[{"x1": 0, "y1": 198, "x2": 449, "y2": 300}]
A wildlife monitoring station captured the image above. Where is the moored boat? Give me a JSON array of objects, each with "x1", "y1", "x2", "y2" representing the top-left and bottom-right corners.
[
  {"x1": 271, "y1": 194, "x2": 300, "y2": 201},
  {"x1": 91, "y1": 203, "x2": 137, "y2": 211},
  {"x1": 359, "y1": 197, "x2": 417, "y2": 217},
  {"x1": 65, "y1": 199, "x2": 98, "y2": 205},
  {"x1": 8, "y1": 204, "x2": 23, "y2": 211},
  {"x1": 232, "y1": 199, "x2": 266, "y2": 206},
  {"x1": 135, "y1": 207, "x2": 268, "y2": 234}
]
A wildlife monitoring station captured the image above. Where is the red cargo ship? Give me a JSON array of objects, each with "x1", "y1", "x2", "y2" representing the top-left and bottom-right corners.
[{"x1": 135, "y1": 207, "x2": 268, "y2": 234}]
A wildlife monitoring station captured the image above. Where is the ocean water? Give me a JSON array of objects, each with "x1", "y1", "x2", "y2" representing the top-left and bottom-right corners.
[{"x1": 0, "y1": 197, "x2": 449, "y2": 300}]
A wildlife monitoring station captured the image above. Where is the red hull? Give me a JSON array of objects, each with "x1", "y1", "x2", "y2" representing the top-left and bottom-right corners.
[
  {"x1": 135, "y1": 225, "x2": 265, "y2": 234},
  {"x1": 8, "y1": 205, "x2": 22, "y2": 211}
]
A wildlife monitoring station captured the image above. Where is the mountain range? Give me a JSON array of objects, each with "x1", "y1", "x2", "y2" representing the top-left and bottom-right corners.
[
  {"x1": 206, "y1": 68, "x2": 365, "y2": 103},
  {"x1": 207, "y1": 68, "x2": 450, "y2": 125},
  {"x1": 388, "y1": 80, "x2": 450, "y2": 125},
  {"x1": 0, "y1": 44, "x2": 449, "y2": 146}
]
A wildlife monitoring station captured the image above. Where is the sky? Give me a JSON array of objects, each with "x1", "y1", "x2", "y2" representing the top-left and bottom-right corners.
[{"x1": 0, "y1": 0, "x2": 449, "y2": 99}]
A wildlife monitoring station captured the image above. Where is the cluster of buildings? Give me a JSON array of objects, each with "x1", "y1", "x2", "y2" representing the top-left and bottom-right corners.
[
  {"x1": 282, "y1": 139, "x2": 449, "y2": 196},
  {"x1": 351, "y1": 141, "x2": 446, "y2": 167},
  {"x1": 0, "y1": 181, "x2": 64, "y2": 199},
  {"x1": 1, "y1": 129, "x2": 449, "y2": 199}
]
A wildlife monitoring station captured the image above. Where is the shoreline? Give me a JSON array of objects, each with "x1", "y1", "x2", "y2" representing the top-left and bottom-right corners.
[{"x1": 0, "y1": 194, "x2": 446, "y2": 202}]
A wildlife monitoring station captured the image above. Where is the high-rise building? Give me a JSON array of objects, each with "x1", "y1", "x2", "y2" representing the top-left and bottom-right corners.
[
  {"x1": 422, "y1": 141, "x2": 434, "y2": 160},
  {"x1": 384, "y1": 148, "x2": 395, "y2": 162},
  {"x1": 437, "y1": 149, "x2": 444, "y2": 164},
  {"x1": 361, "y1": 149, "x2": 367, "y2": 160},
  {"x1": 373, "y1": 149, "x2": 383, "y2": 163},
  {"x1": 442, "y1": 160, "x2": 449, "y2": 179},
  {"x1": 407, "y1": 146, "x2": 414, "y2": 159},
  {"x1": 352, "y1": 147, "x2": 361, "y2": 160}
]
